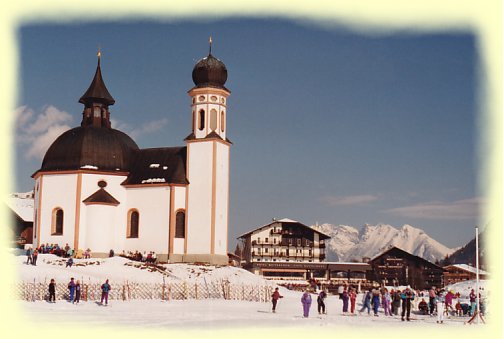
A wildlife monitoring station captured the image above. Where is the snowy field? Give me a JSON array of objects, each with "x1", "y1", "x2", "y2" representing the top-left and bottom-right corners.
[{"x1": 6, "y1": 250, "x2": 493, "y2": 338}]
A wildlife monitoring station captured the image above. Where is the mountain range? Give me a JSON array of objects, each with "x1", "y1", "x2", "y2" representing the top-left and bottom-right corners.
[{"x1": 311, "y1": 223, "x2": 457, "y2": 263}]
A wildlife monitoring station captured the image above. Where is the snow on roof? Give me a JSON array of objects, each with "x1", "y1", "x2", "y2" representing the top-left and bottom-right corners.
[
  {"x1": 5, "y1": 192, "x2": 34, "y2": 222},
  {"x1": 277, "y1": 218, "x2": 298, "y2": 223},
  {"x1": 448, "y1": 263, "x2": 489, "y2": 276}
]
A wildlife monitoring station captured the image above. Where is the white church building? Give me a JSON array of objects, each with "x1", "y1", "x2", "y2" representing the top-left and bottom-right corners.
[{"x1": 31, "y1": 45, "x2": 231, "y2": 265}]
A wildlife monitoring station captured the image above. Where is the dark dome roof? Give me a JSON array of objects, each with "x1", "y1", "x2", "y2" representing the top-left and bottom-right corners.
[
  {"x1": 39, "y1": 126, "x2": 139, "y2": 173},
  {"x1": 192, "y1": 54, "x2": 228, "y2": 89}
]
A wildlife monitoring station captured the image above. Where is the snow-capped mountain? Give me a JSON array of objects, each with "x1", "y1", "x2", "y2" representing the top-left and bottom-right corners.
[{"x1": 312, "y1": 223, "x2": 455, "y2": 263}]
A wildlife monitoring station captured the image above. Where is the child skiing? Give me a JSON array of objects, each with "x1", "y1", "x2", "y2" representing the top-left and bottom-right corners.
[
  {"x1": 74, "y1": 280, "x2": 81, "y2": 304},
  {"x1": 317, "y1": 289, "x2": 327, "y2": 314},
  {"x1": 359, "y1": 289, "x2": 372, "y2": 315},
  {"x1": 101, "y1": 279, "x2": 111, "y2": 305},
  {"x1": 48, "y1": 279, "x2": 56, "y2": 303},
  {"x1": 271, "y1": 287, "x2": 283, "y2": 313},
  {"x1": 68, "y1": 277, "x2": 76, "y2": 302}
]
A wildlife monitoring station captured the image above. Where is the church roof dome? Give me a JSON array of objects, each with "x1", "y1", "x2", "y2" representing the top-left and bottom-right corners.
[
  {"x1": 191, "y1": 53, "x2": 228, "y2": 90},
  {"x1": 37, "y1": 126, "x2": 139, "y2": 173}
]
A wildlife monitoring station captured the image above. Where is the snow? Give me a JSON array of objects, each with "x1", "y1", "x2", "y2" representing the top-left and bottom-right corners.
[
  {"x1": 149, "y1": 163, "x2": 160, "y2": 168},
  {"x1": 140, "y1": 178, "x2": 166, "y2": 184},
  {"x1": 5, "y1": 191, "x2": 34, "y2": 222},
  {"x1": 80, "y1": 165, "x2": 98, "y2": 170},
  {"x1": 8, "y1": 250, "x2": 492, "y2": 333},
  {"x1": 448, "y1": 264, "x2": 489, "y2": 276}
]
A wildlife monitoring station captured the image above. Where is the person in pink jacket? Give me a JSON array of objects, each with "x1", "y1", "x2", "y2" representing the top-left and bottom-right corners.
[
  {"x1": 349, "y1": 287, "x2": 357, "y2": 314},
  {"x1": 382, "y1": 288, "x2": 392, "y2": 316}
]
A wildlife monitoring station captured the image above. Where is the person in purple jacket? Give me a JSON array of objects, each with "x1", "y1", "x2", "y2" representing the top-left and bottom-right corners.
[{"x1": 301, "y1": 290, "x2": 312, "y2": 318}]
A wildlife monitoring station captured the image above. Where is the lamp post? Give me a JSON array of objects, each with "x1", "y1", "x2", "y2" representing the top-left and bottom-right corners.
[{"x1": 475, "y1": 225, "x2": 480, "y2": 324}]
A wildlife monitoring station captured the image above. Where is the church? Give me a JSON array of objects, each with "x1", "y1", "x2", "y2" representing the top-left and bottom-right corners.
[{"x1": 31, "y1": 43, "x2": 231, "y2": 265}]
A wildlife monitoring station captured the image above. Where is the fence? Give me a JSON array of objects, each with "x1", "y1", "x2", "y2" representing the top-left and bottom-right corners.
[{"x1": 17, "y1": 280, "x2": 274, "y2": 303}]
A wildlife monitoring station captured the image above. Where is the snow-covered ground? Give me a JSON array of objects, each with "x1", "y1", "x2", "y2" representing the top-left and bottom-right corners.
[{"x1": 7, "y1": 249, "x2": 492, "y2": 336}]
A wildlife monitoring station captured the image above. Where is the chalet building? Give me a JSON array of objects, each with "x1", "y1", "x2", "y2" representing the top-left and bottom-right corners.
[
  {"x1": 443, "y1": 264, "x2": 489, "y2": 285},
  {"x1": 368, "y1": 246, "x2": 444, "y2": 290},
  {"x1": 5, "y1": 191, "x2": 34, "y2": 247},
  {"x1": 238, "y1": 218, "x2": 330, "y2": 265},
  {"x1": 31, "y1": 43, "x2": 231, "y2": 265}
]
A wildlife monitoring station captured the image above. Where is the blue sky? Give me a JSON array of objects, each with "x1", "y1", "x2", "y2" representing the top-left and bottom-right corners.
[{"x1": 14, "y1": 18, "x2": 479, "y2": 249}]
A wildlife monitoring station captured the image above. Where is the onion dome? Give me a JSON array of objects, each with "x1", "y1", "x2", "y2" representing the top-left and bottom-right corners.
[
  {"x1": 38, "y1": 126, "x2": 139, "y2": 173},
  {"x1": 191, "y1": 38, "x2": 228, "y2": 90}
]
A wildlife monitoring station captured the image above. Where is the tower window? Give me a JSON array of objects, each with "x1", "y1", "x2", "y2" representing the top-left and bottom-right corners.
[
  {"x1": 175, "y1": 210, "x2": 185, "y2": 238},
  {"x1": 51, "y1": 208, "x2": 64, "y2": 235},
  {"x1": 127, "y1": 209, "x2": 139, "y2": 238},
  {"x1": 221, "y1": 111, "x2": 225, "y2": 132},
  {"x1": 198, "y1": 109, "x2": 205, "y2": 131},
  {"x1": 210, "y1": 109, "x2": 217, "y2": 131}
]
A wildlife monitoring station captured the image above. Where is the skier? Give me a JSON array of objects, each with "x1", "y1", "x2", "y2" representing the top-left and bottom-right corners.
[
  {"x1": 469, "y1": 289, "x2": 476, "y2": 316},
  {"x1": 66, "y1": 257, "x2": 74, "y2": 268},
  {"x1": 32, "y1": 249, "x2": 38, "y2": 266},
  {"x1": 392, "y1": 289, "x2": 401, "y2": 316},
  {"x1": 26, "y1": 247, "x2": 33, "y2": 265},
  {"x1": 401, "y1": 287, "x2": 415, "y2": 321},
  {"x1": 372, "y1": 288, "x2": 381, "y2": 316},
  {"x1": 317, "y1": 288, "x2": 327, "y2": 314},
  {"x1": 436, "y1": 291, "x2": 445, "y2": 324},
  {"x1": 359, "y1": 289, "x2": 372, "y2": 315},
  {"x1": 428, "y1": 286, "x2": 437, "y2": 316},
  {"x1": 341, "y1": 287, "x2": 349, "y2": 313},
  {"x1": 382, "y1": 288, "x2": 392, "y2": 316},
  {"x1": 349, "y1": 287, "x2": 357, "y2": 314},
  {"x1": 301, "y1": 290, "x2": 312, "y2": 318},
  {"x1": 48, "y1": 279, "x2": 56, "y2": 303},
  {"x1": 337, "y1": 284, "x2": 344, "y2": 299},
  {"x1": 74, "y1": 280, "x2": 81, "y2": 304},
  {"x1": 101, "y1": 279, "x2": 111, "y2": 305},
  {"x1": 68, "y1": 277, "x2": 76, "y2": 302},
  {"x1": 271, "y1": 287, "x2": 283, "y2": 313},
  {"x1": 444, "y1": 290, "x2": 455, "y2": 315}
]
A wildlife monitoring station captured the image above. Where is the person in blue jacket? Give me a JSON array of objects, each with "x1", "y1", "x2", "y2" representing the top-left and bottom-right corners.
[
  {"x1": 372, "y1": 289, "x2": 381, "y2": 316},
  {"x1": 101, "y1": 279, "x2": 111, "y2": 305},
  {"x1": 67, "y1": 277, "x2": 76, "y2": 302},
  {"x1": 301, "y1": 290, "x2": 312, "y2": 318},
  {"x1": 359, "y1": 289, "x2": 372, "y2": 315},
  {"x1": 401, "y1": 286, "x2": 415, "y2": 321}
]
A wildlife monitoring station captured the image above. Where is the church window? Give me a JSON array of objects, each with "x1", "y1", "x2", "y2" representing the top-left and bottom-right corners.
[
  {"x1": 175, "y1": 210, "x2": 185, "y2": 238},
  {"x1": 198, "y1": 109, "x2": 205, "y2": 131},
  {"x1": 51, "y1": 208, "x2": 64, "y2": 235},
  {"x1": 127, "y1": 209, "x2": 139, "y2": 238},
  {"x1": 221, "y1": 111, "x2": 225, "y2": 132},
  {"x1": 210, "y1": 109, "x2": 217, "y2": 131}
]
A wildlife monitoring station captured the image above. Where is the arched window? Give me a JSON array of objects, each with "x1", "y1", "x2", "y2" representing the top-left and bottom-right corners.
[
  {"x1": 198, "y1": 109, "x2": 205, "y2": 131},
  {"x1": 127, "y1": 209, "x2": 139, "y2": 238},
  {"x1": 221, "y1": 111, "x2": 225, "y2": 132},
  {"x1": 175, "y1": 210, "x2": 185, "y2": 238},
  {"x1": 51, "y1": 208, "x2": 64, "y2": 235},
  {"x1": 210, "y1": 109, "x2": 217, "y2": 131}
]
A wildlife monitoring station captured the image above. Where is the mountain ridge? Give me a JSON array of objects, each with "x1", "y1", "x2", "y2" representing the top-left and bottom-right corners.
[{"x1": 311, "y1": 222, "x2": 456, "y2": 263}]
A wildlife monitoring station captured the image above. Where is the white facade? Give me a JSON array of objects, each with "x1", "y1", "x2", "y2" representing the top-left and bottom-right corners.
[{"x1": 33, "y1": 57, "x2": 231, "y2": 265}]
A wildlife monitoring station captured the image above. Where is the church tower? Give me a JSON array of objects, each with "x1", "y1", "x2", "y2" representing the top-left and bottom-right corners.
[{"x1": 184, "y1": 39, "x2": 231, "y2": 265}]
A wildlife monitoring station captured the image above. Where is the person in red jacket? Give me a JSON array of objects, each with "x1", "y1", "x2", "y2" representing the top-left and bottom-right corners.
[{"x1": 271, "y1": 287, "x2": 283, "y2": 313}]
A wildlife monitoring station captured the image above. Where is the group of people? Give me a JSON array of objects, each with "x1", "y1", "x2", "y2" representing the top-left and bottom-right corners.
[
  {"x1": 29, "y1": 243, "x2": 92, "y2": 259},
  {"x1": 120, "y1": 250, "x2": 157, "y2": 264},
  {"x1": 25, "y1": 247, "x2": 39, "y2": 266},
  {"x1": 271, "y1": 283, "x2": 486, "y2": 323},
  {"x1": 47, "y1": 278, "x2": 111, "y2": 305}
]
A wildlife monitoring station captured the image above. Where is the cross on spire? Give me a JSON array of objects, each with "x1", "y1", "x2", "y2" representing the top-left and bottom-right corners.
[{"x1": 209, "y1": 36, "x2": 213, "y2": 55}]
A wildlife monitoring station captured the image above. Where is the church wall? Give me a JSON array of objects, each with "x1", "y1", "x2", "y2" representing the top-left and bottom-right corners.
[
  {"x1": 125, "y1": 186, "x2": 170, "y2": 254},
  {"x1": 186, "y1": 142, "x2": 213, "y2": 254},
  {"x1": 37, "y1": 174, "x2": 78, "y2": 248},
  {"x1": 172, "y1": 186, "x2": 186, "y2": 254},
  {"x1": 85, "y1": 204, "x2": 116, "y2": 253},
  {"x1": 214, "y1": 142, "x2": 229, "y2": 255},
  {"x1": 78, "y1": 173, "x2": 128, "y2": 252}
]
